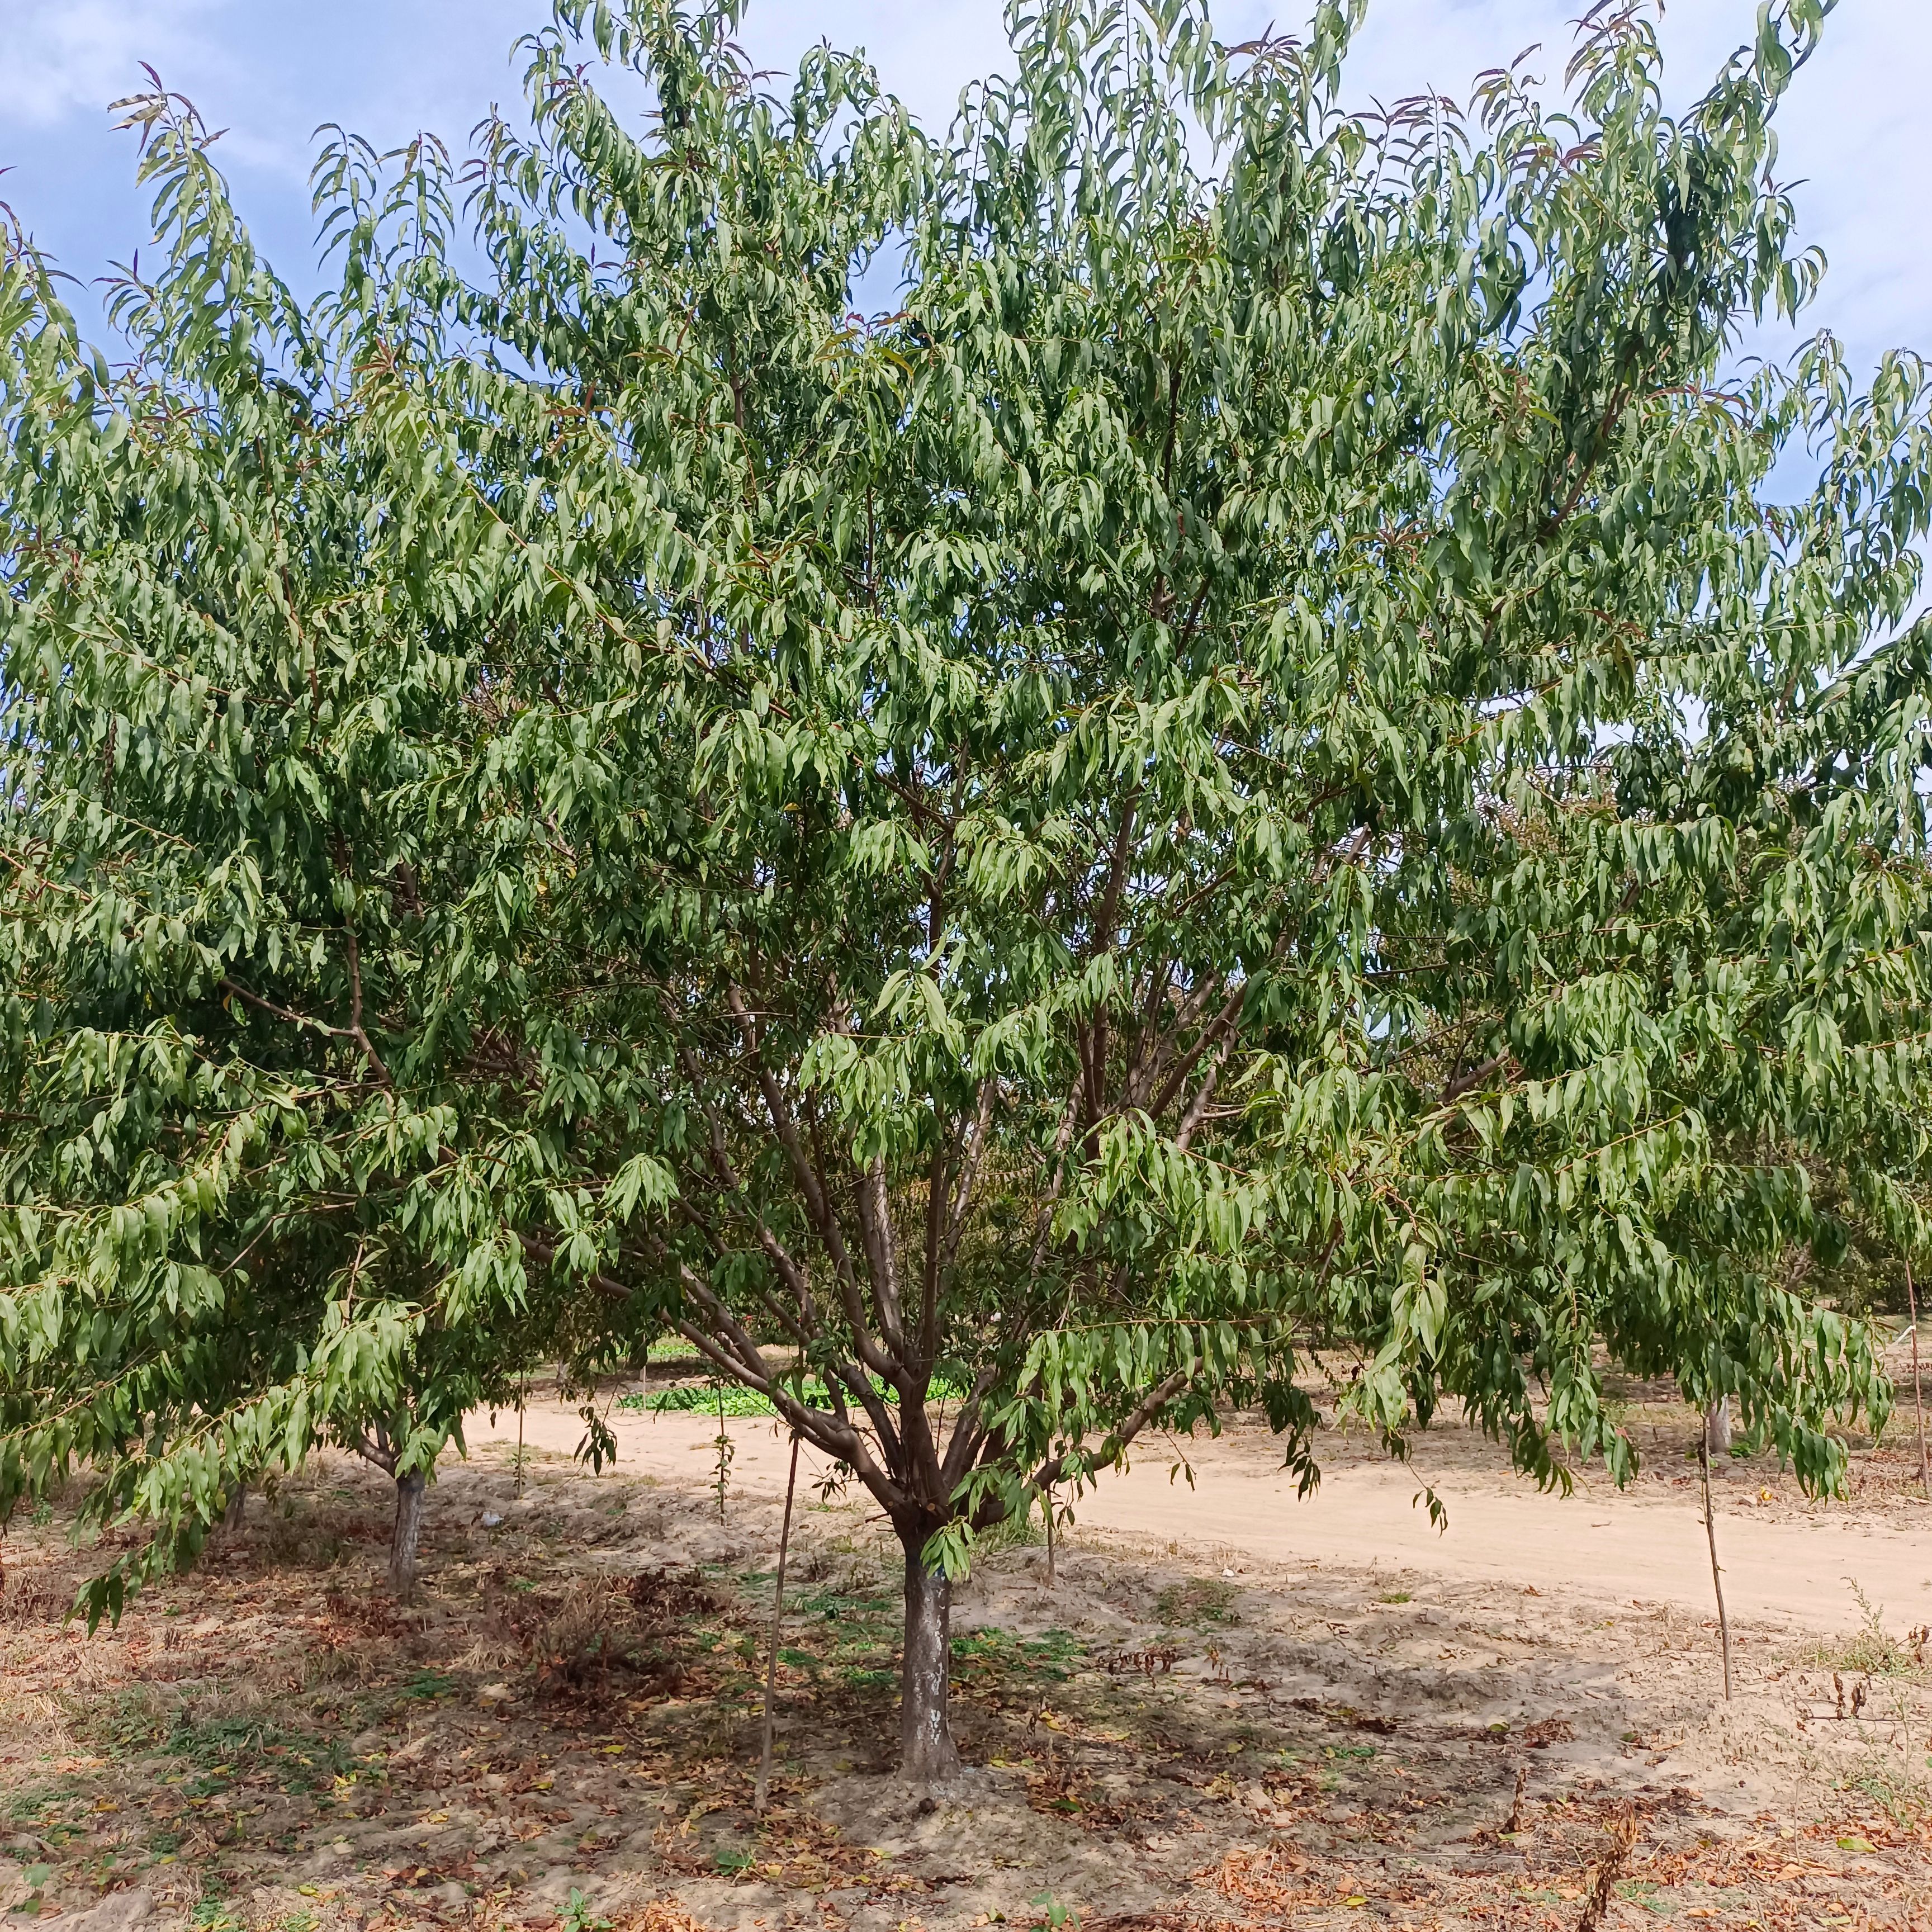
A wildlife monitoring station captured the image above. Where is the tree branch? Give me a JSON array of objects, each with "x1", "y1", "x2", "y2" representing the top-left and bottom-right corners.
[
  {"x1": 939, "y1": 1080, "x2": 996, "y2": 1283},
  {"x1": 724, "y1": 985, "x2": 865, "y2": 1302},
  {"x1": 1439, "y1": 1051, "x2": 1513, "y2": 1107},
  {"x1": 1032, "y1": 1369, "x2": 1191, "y2": 1492},
  {"x1": 341, "y1": 933, "x2": 392, "y2": 1088},
  {"x1": 219, "y1": 977, "x2": 341, "y2": 1039}
]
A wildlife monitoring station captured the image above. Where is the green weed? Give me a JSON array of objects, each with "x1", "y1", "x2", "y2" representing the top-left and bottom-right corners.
[
  {"x1": 1155, "y1": 1577, "x2": 1239, "y2": 1627},
  {"x1": 1804, "y1": 1579, "x2": 1932, "y2": 1679},
  {"x1": 561, "y1": 1888, "x2": 610, "y2": 1932}
]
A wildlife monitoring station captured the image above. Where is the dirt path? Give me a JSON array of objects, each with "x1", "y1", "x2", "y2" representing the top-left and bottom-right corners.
[
  {"x1": 469, "y1": 1398, "x2": 1932, "y2": 1641},
  {"x1": 8, "y1": 1403, "x2": 1932, "y2": 1932}
]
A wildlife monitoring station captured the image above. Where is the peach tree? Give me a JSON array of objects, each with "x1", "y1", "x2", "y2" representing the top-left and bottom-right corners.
[{"x1": 3, "y1": 0, "x2": 1928, "y2": 1776}]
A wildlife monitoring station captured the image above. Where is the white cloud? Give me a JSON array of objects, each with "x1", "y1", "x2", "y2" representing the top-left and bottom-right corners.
[{"x1": 2, "y1": 0, "x2": 234, "y2": 127}]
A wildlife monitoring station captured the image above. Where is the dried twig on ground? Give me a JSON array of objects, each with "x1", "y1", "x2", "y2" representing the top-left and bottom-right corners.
[
  {"x1": 1576, "y1": 1808, "x2": 1640, "y2": 1932},
  {"x1": 1504, "y1": 1762, "x2": 1527, "y2": 1835}
]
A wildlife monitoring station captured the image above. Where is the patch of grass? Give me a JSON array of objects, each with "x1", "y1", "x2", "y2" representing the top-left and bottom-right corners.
[
  {"x1": 977, "y1": 1510, "x2": 1045, "y2": 1554},
  {"x1": 8, "y1": 1778, "x2": 87, "y2": 1826},
  {"x1": 109, "y1": 1711, "x2": 358, "y2": 1798},
  {"x1": 1155, "y1": 1577, "x2": 1239, "y2": 1627},
  {"x1": 618, "y1": 1372, "x2": 969, "y2": 1417},
  {"x1": 623, "y1": 1382, "x2": 782, "y2": 1417},
  {"x1": 954, "y1": 1627, "x2": 1083, "y2": 1685},
  {"x1": 1805, "y1": 1580, "x2": 1932, "y2": 1679},
  {"x1": 83, "y1": 1683, "x2": 182, "y2": 1756},
  {"x1": 1377, "y1": 1591, "x2": 1413, "y2": 1604},
  {"x1": 1840, "y1": 1761, "x2": 1932, "y2": 1832}
]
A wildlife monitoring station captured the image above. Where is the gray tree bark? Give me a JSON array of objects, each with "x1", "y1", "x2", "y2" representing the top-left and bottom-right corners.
[
  {"x1": 1704, "y1": 1395, "x2": 1732, "y2": 1459},
  {"x1": 389, "y1": 1469, "x2": 427, "y2": 1600},
  {"x1": 898, "y1": 1539, "x2": 960, "y2": 1783}
]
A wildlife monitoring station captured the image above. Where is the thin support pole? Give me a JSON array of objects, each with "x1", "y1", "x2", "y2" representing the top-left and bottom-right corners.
[
  {"x1": 1700, "y1": 1435, "x2": 1732, "y2": 1701},
  {"x1": 514, "y1": 1386, "x2": 527, "y2": 1499},
  {"x1": 1044, "y1": 1484, "x2": 1056, "y2": 1588},
  {"x1": 756, "y1": 1431, "x2": 801, "y2": 1815},
  {"x1": 1907, "y1": 1258, "x2": 1928, "y2": 1499}
]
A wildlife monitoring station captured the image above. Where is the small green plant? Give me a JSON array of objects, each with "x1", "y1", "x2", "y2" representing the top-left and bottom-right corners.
[
  {"x1": 561, "y1": 1888, "x2": 610, "y2": 1932},
  {"x1": 1377, "y1": 1590, "x2": 1413, "y2": 1604},
  {"x1": 1030, "y1": 1893, "x2": 1079, "y2": 1930},
  {"x1": 192, "y1": 1896, "x2": 245, "y2": 1932}
]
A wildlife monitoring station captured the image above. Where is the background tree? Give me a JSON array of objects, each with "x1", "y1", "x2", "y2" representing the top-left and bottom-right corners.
[
  {"x1": 0, "y1": 103, "x2": 581, "y2": 1610},
  {"x1": 4, "y1": 0, "x2": 1929, "y2": 1782}
]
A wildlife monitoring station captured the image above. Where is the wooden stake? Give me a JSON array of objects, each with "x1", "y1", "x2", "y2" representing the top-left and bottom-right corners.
[
  {"x1": 1907, "y1": 1258, "x2": 1928, "y2": 1499},
  {"x1": 1700, "y1": 1434, "x2": 1732, "y2": 1701},
  {"x1": 514, "y1": 1394, "x2": 526, "y2": 1499},
  {"x1": 756, "y1": 1431, "x2": 801, "y2": 1815},
  {"x1": 1044, "y1": 1484, "x2": 1055, "y2": 1588}
]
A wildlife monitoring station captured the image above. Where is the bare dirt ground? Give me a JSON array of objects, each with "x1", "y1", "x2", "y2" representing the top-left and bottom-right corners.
[{"x1": 6, "y1": 1360, "x2": 1932, "y2": 1932}]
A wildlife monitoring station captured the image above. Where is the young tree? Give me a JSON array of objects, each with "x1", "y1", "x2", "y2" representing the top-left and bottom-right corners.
[
  {"x1": 0, "y1": 107, "x2": 576, "y2": 1611},
  {"x1": 4, "y1": 0, "x2": 1929, "y2": 1781}
]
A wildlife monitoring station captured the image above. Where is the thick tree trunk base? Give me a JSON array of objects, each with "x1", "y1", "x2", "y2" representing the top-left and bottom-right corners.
[
  {"x1": 899, "y1": 1540, "x2": 961, "y2": 1784},
  {"x1": 390, "y1": 1470, "x2": 427, "y2": 1600},
  {"x1": 1705, "y1": 1396, "x2": 1732, "y2": 1461},
  {"x1": 221, "y1": 1482, "x2": 248, "y2": 1533}
]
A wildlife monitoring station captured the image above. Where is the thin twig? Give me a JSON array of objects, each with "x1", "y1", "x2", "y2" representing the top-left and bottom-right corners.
[
  {"x1": 1907, "y1": 1259, "x2": 1928, "y2": 1499},
  {"x1": 756, "y1": 1431, "x2": 802, "y2": 1814},
  {"x1": 1701, "y1": 1434, "x2": 1732, "y2": 1700}
]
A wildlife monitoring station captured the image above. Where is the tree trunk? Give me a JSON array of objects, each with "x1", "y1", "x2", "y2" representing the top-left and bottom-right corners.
[
  {"x1": 222, "y1": 1481, "x2": 247, "y2": 1532},
  {"x1": 1704, "y1": 1395, "x2": 1731, "y2": 1459},
  {"x1": 899, "y1": 1537, "x2": 960, "y2": 1783},
  {"x1": 389, "y1": 1469, "x2": 427, "y2": 1600}
]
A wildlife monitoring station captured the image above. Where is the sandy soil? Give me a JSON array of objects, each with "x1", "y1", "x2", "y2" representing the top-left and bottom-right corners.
[
  {"x1": 4, "y1": 1369, "x2": 1931, "y2": 1932},
  {"x1": 472, "y1": 1389, "x2": 1932, "y2": 1640}
]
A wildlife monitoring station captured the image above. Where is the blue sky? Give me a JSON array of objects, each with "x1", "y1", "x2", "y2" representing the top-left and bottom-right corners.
[{"x1": 3, "y1": 1, "x2": 1926, "y2": 381}]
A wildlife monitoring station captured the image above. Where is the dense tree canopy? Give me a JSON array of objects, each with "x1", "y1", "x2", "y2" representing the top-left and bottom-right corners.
[{"x1": 5, "y1": 0, "x2": 1931, "y2": 1775}]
